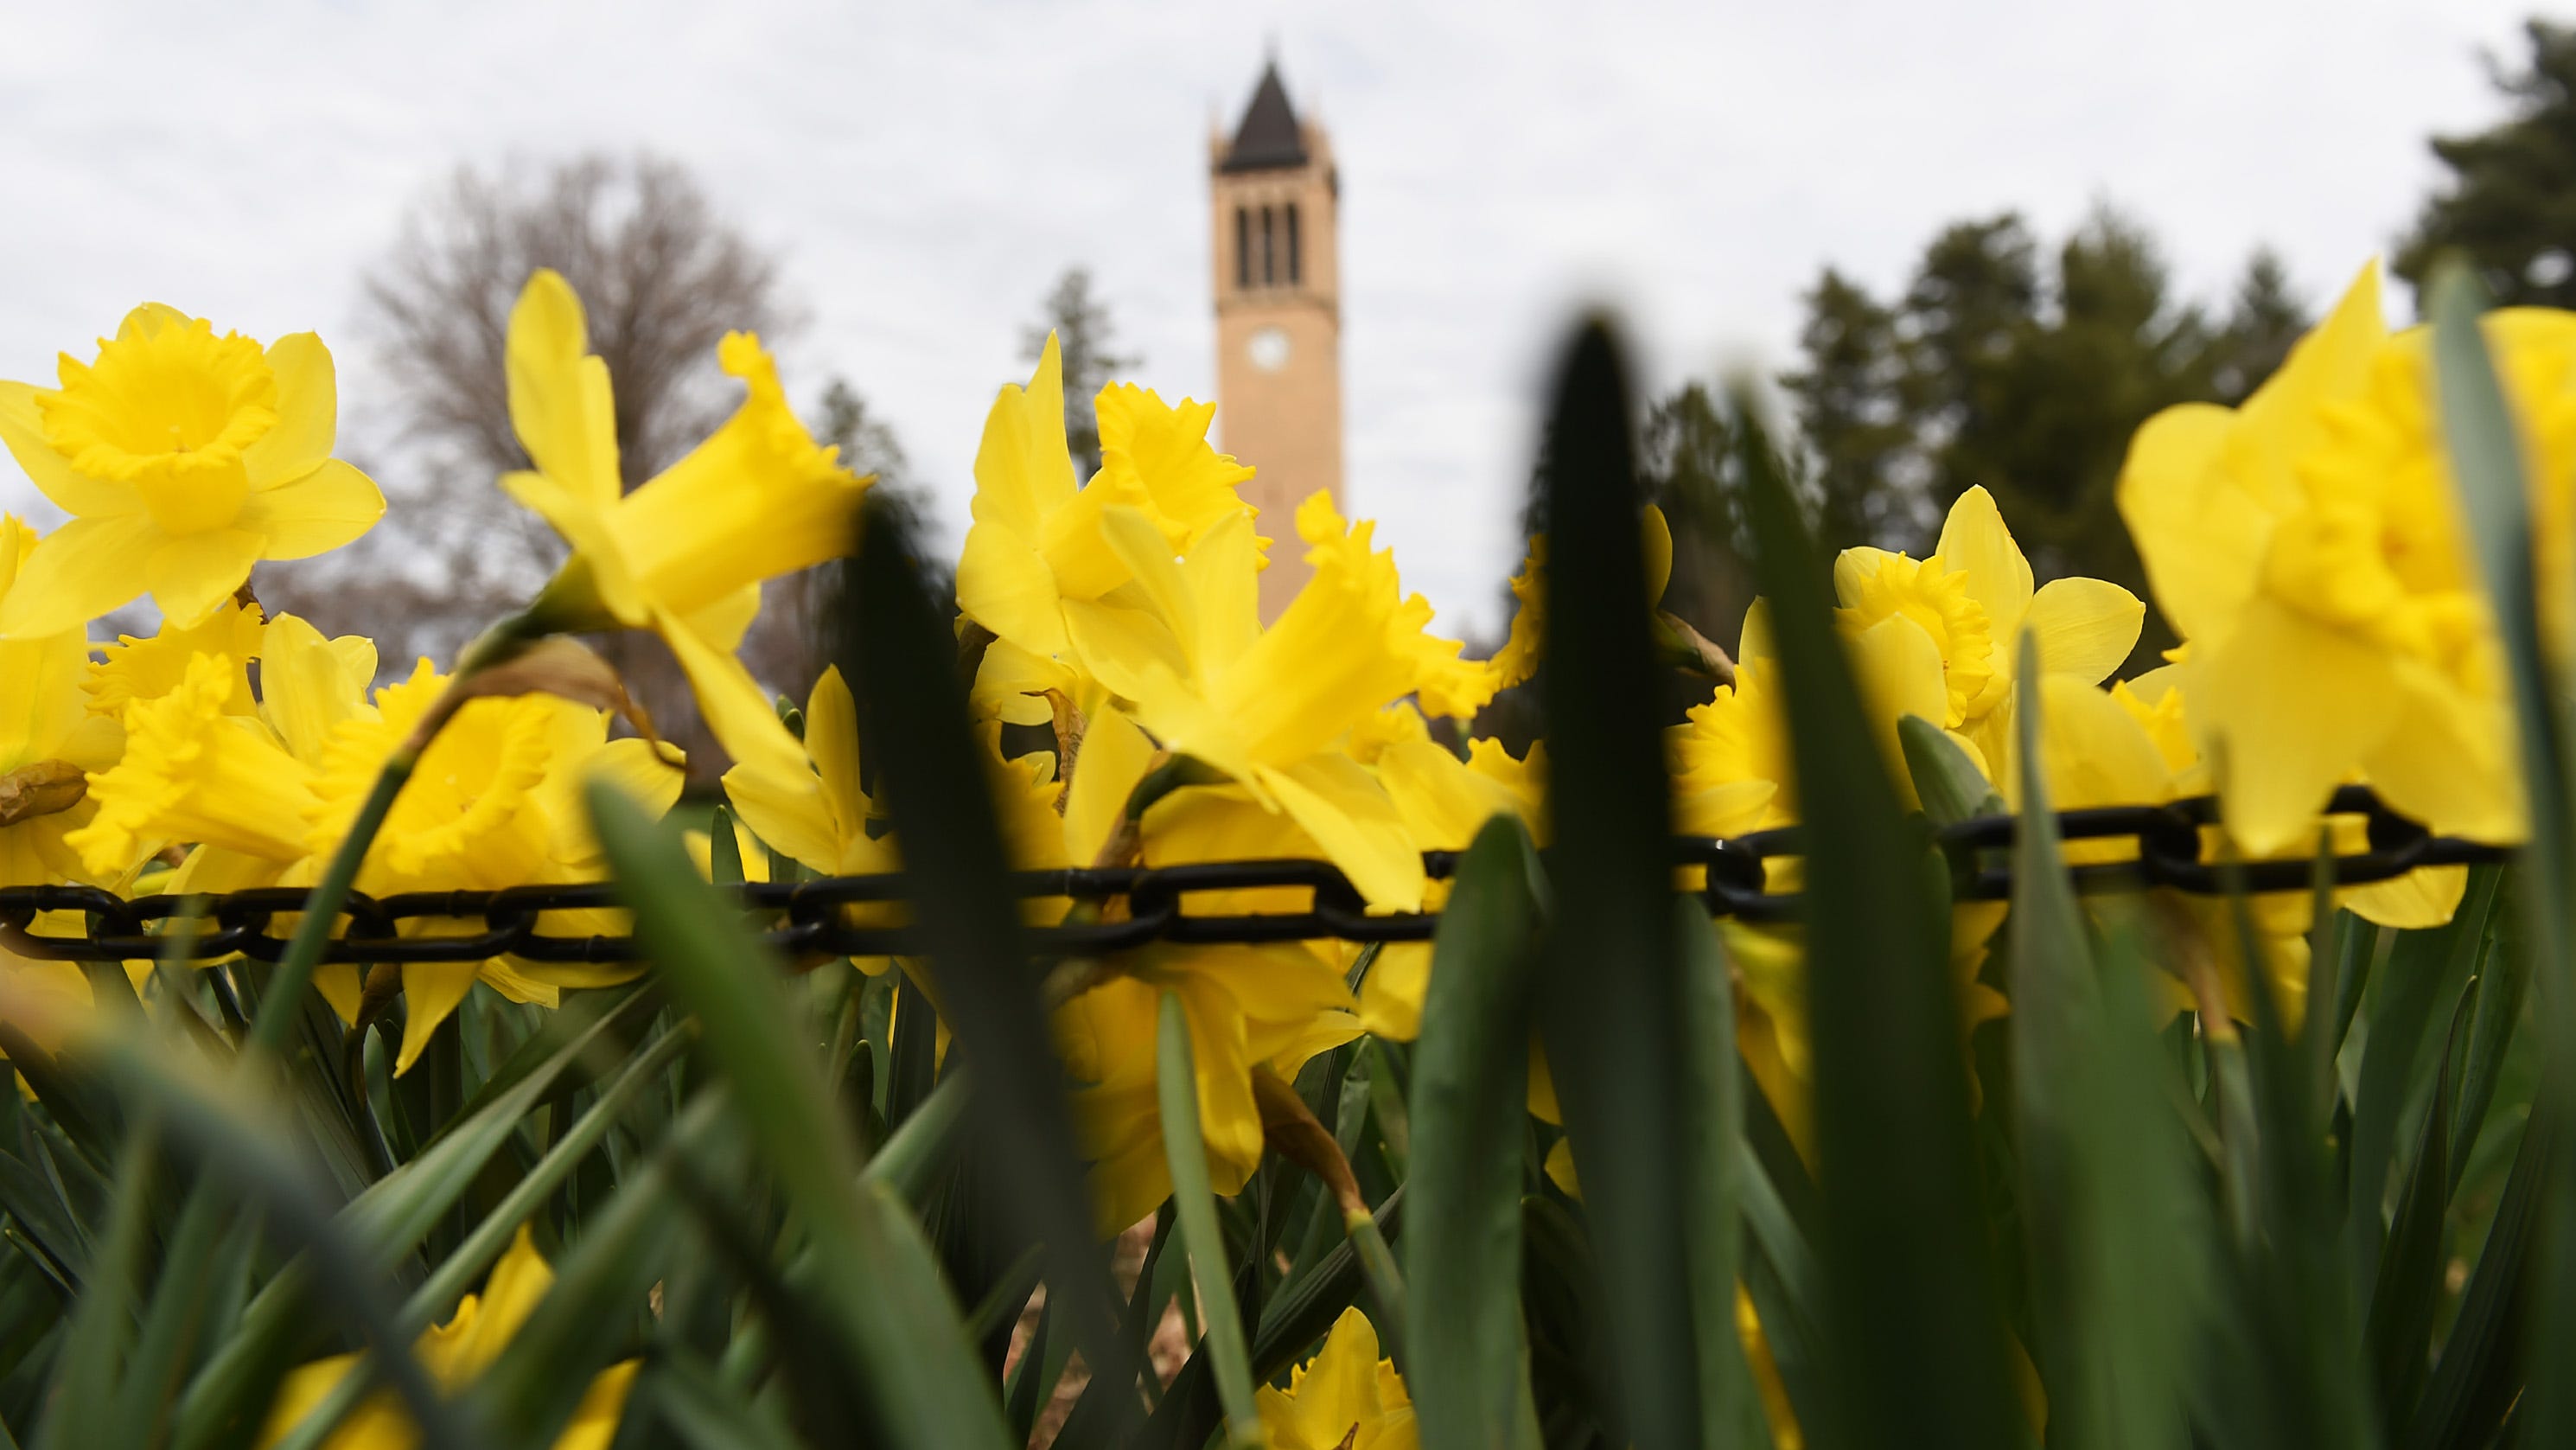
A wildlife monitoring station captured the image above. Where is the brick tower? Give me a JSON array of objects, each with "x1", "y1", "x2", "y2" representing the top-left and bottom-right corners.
[{"x1": 1209, "y1": 61, "x2": 1344, "y2": 618}]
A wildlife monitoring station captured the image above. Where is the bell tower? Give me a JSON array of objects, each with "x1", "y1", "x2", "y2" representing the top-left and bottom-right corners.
[{"x1": 1210, "y1": 61, "x2": 1344, "y2": 618}]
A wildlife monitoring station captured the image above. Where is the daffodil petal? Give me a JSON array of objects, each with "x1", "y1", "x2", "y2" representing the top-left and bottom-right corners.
[
  {"x1": 558, "y1": 738, "x2": 685, "y2": 866},
  {"x1": 396, "y1": 961, "x2": 481, "y2": 1075},
  {"x1": 790, "y1": 667, "x2": 859, "y2": 838},
  {"x1": 240, "y1": 332, "x2": 337, "y2": 487},
  {"x1": 1377, "y1": 738, "x2": 1530, "y2": 851},
  {"x1": 1831, "y1": 546, "x2": 1896, "y2": 604},
  {"x1": 956, "y1": 519, "x2": 1069, "y2": 658},
  {"x1": 506, "y1": 270, "x2": 622, "y2": 508},
  {"x1": 721, "y1": 761, "x2": 840, "y2": 877},
  {"x1": 238, "y1": 458, "x2": 385, "y2": 560},
  {"x1": 2345, "y1": 866, "x2": 2468, "y2": 930},
  {"x1": 254, "y1": 1353, "x2": 364, "y2": 1447},
  {"x1": 2116, "y1": 402, "x2": 2264, "y2": 645},
  {"x1": 2029, "y1": 674, "x2": 2174, "y2": 812},
  {"x1": 1847, "y1": 614, "x2": 1949, "y2": 751},
  {"x1": 146, "y1": 528, "x2": 267, "y2": 629},
  {"x1": 1176, "y1": 509, "x2": 1265, "y2": 669},
  {"x1": 1065, "y1": 594, "x2": 1192, "y2": 712},
  {"x1": 1260, "y1": 755, "x2": 1424, "y2": 912},
  {"x1": 1739, "y1": 598, "x2": 1776, "y2": 668},
  {"x1": 1066, "y1": 706, "x2": 1156, "y2": 867},
  {"x1": 0, "y1": 380, "x2": 130, "y2": 517},
  {"x1": 971, "y1": 335, "x2": 1079, "y2": 539},
  {"x1": 1094, "y1": 382, "x2": 1256, "y2": 545},
  {"x1": 2367, "y1": 663, "x2": 2527, "y2": 846},
  {"x1": 2021, "y1": 576, "x2": 2145, "y2": 685},
  {"x1": 971, "y1": 637, "x2": 1074, "y2": 727},
  {"x1": 654, "y1": 610, "x2": 807, "y2": 783},
  {"x1": 463, "y1": 1224, "x2": 558, "y2": 1369},
  {"x1": 1935, "y1": 485, "x2": 2036, "y2": 640},
  {"x1": 1193, "y1": 944, "x2": 1361, "y2": 1067},
  {"x1": 0, "y1": 513, "x2": 156, "y2": 637},
  {"x1": 1359, "y1": 942, "x2": 1431, "y2": 1040},
  {"x1": 560, "y1": 1361, "x2": 642, "y2": 1450},
  {"x1": 1642, "y1": 503, "x2": 1674, "y2": 604},
  {"x1": 1173, "y1": 973, "x2": 1266, "y2": 1175},
  {"x1": 259, "y1": 613, "x2": 374, "y2": 763},
  {"x1": 2200, "y1": 597, "x2": 2399, "y2": 856},
  {"x1": 1673, "y1": 778, "x2": 1778, "y2": 839},
  {"x1": 682, "y1": 582, "x2": 762, "y2": 654}
]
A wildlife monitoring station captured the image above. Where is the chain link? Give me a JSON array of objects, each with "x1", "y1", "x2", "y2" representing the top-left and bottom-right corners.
[{"x1": 0, "y1": 788, "x2": 2515, "y2": 966}]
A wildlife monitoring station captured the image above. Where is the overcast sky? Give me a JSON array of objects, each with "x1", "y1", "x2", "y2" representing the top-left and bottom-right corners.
[{"x1": 0, "y1": 0, "x2": 2545, "y2": 642}]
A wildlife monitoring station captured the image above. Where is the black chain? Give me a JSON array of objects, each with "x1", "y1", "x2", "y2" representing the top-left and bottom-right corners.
[{"x1": 0, "y1": 788, "x2": 2515, "y2": 967}]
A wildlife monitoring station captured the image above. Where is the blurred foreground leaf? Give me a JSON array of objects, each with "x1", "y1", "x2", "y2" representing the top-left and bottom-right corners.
[{"x1": 1738, "y1": 380, "x2": 2020, "y2": 1449}]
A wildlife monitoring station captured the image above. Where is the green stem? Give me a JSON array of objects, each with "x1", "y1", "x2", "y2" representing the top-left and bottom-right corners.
[
  {"x1": 1157, "y1": 992, "x2": 1262, "y2": 1447},
  {"x1": 450, "y1": 622, "x2": 524, "y2": 679},
  {"x1": 245, "y1": 753, "x2": 415, "y2": 1058}
]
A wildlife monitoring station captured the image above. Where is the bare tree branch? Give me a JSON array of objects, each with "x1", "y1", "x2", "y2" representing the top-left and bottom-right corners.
[{"x1": 264, "y1": 153, "x2": 800, "y2": 778}]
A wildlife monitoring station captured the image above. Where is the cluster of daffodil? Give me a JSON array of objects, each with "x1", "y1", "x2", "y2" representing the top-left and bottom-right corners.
[
  {"x1": 1671, "y1": 262, "x2": 2543, "y2": 1158},
  {"x1": 0, "y1": 258, "x2": 2557, "y2": 1447}
]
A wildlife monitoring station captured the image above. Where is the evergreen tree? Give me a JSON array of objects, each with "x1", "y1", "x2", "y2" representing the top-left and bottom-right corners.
[
  {"x1": 2207, "y1": 249, "x2": 2310, "y2": 405},
  {"x1": 2396, "y1": 21, "x2": 2576, "y2": 307},
  {"x1": 1020, "y1": 267, "x2": 1138, "y2": 475},
  {"x1": 1776, "y1": 207, "x2": 2306, "y2": 669},
  {"x1": 1954, "y1": 208, "x2": 2210, "y2": 616},
  {"x1": 1782, "y1": 269, "x2": 1917, "y2": 553},
  {"x1": 1900, "y1": 214, "x2": 2044, "y2": 514},
  {"x1": 794, "y1": 379, "x2": 947, "y2": 690},
  {"x1": 1640, "y1": 381, "x2": 1756, "y2": 654}
]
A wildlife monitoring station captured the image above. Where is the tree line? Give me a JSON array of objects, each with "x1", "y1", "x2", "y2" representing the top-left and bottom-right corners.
[{"x1": 1623, "y1": 18, "x2": 2576, "y2": 676}]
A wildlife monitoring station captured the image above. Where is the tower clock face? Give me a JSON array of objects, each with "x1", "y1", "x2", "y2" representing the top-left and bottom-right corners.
[{"x1": 1247, "y1": 325, "x2": 1292, "y2": 373}]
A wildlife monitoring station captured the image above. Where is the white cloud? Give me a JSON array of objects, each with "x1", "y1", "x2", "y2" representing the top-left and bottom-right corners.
[{"x1": 0, "y1": 0, "x2": 2537, "y2": 641}]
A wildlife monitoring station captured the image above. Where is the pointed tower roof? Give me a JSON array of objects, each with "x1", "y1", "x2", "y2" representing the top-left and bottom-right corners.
[{"x1": 1220, "y1": 61, "x2": 1307, "y2": 174}]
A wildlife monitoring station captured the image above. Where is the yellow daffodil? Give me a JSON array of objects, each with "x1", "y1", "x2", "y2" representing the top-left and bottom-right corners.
[
  {"x1": 0, "y1": 306, "x2": 382, "y2": 638},
  {"x1": 956, "y1": 339, "x2": 1266, "y2": 727},
  {"x1": 257, "y1": 1224, "x2": 635, "y2": 1450},
  {"x1": 501, "y1": 269, "x2": 869, "y2": 780},
  {"x1": 1255, "y1": 1306, "x2": 1417, "y2": 1450},
  {"x1": 719, "y1": 667, "x2": 898, "y2": 882},
  {"x1": 1833, "y1": 486, "x2": 2144, "y2": 773},
  {"x1": 1055, "y1": 780, "x2": 1364, "y2": 1233},
  {"x1": 0, "y1": 517, "x2": 122, "y2": 886},
  {"x1": 2117, "y1": 261, "x2": 2531, "y2": 856},
  {"x1": 68, "y1": 610, "x2": 379, "y2": 892},
  {"x1": 70, "y1": 633, "x2": 679, "y2": 1070},
  {"x1": 719, "y1": 666, "x2": 1121, "y2": 968},
  {"x1": 86, "y1": 595, "x2": 269, "y2": 720},
  {"x1": 2024, "y1": 663, "x2": 2461, "y2": 1023},
  {"x1": 2017, "y1": 670, "x2": 2311, "y2": 1022},
  {"x1": 68, "y1": 652, "x2": 321, "y2": 888},
  {"x1": 1074, "y1": 494, "x2": 1489, "y2": 909},
  {"x1": 1671, "y1": 597, "x2": 2006, "y2": 1153},
  {"x1": 306, "y1": 660, "x2": 682, "y2": 1067},
  {"x1": 1056, "y1": 945, "x2": 1360, "y2": 1235}
]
